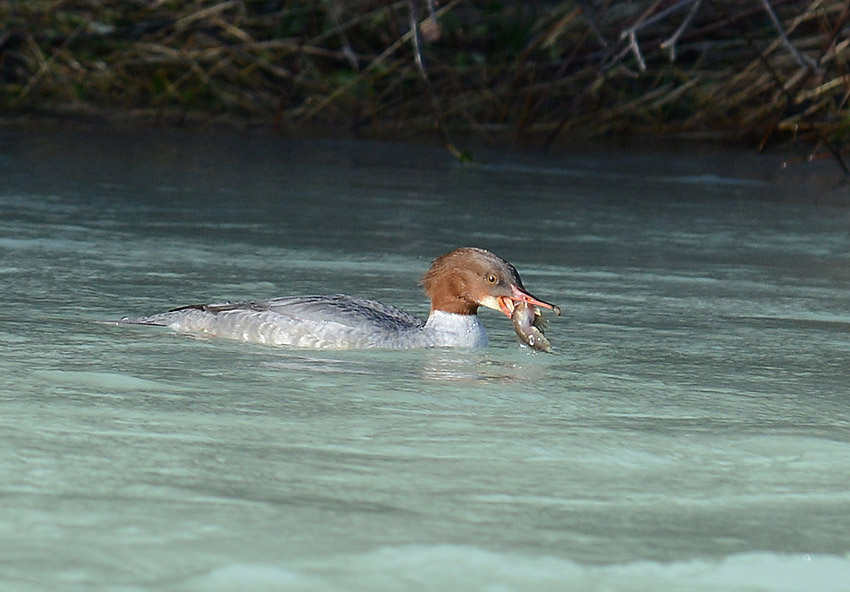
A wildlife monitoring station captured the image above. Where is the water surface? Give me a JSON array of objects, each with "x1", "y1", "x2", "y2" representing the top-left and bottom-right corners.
[{"x1": 2, "y1": 127, "x2": 849, "y2": 591}]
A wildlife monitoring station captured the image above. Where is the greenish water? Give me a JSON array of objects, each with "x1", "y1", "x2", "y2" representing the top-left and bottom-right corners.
[{"x1": 1, "y1": 127, "x2": 849, "y2": 591}]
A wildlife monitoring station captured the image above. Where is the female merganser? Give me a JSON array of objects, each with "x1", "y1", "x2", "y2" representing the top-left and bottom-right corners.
[{"x1": 122, "y1": 247, "x2": 559, "y2": 349}]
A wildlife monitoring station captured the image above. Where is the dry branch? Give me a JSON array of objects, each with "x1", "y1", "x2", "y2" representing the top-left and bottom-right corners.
[{"x1": 0, "y1": 0, "x2": 848, "y2": 167}]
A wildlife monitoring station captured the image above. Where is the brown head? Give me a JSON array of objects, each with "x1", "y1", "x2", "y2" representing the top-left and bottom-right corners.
[{"x1": 421, "y1": 247, "x2": 560, "y2": 317}]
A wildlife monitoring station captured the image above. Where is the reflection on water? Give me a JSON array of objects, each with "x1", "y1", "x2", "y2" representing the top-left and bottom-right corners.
[{"x1": 1, "y1": 126, "x2": 849, "y2": 591}]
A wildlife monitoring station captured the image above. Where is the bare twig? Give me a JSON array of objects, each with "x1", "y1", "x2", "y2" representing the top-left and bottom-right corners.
[
  {"x1": 759, "y1": 0, "x2": 821, "y2": 73},
  {"x1": 322, "y1": 0, "x2": 359, "y2": 71},
  {"x1": 660, "y1": 0, "x2": 703, "y2": 61},
  {"x1": 408, "y1": 0, "x2": 466, "y2": 159},
  {"x1": 576, "y1": 0, "x2": 609, "y2": 49},
  {"x1": 298, "y1": 0, "x2": 463, "y2": 123},
  {"x1": 174, "y1": 0, "x2": 241, "y2": 29},
  {"x1": 19, "y1": 23, "x2": 86, "y2": 99},
  {"x1": 623, "y1": 29, "x2": 647, "y2": 71},
  {"x1": 617, "y1": 0, "x2": 701, "y2": 71},
  {"x1": 309, "y1": 1, "x2": 406, "y2": 44}
]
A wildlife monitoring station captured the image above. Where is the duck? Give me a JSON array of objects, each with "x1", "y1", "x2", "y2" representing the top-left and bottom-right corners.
[{"x1": 121, "y1": 247, "x2": 559, "y2": 349}]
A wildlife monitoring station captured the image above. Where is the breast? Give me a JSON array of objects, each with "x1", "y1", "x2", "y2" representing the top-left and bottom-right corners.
[{"x1": 422, "y1": 311, "x2": 488, "y2": 348}]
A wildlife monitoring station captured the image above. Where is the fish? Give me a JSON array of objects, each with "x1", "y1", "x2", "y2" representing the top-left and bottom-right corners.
[{"x1": 511, "y1": 301, "x2": 553, "y2": 352}]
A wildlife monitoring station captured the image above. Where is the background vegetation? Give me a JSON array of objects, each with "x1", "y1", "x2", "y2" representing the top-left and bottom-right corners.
[{"x1": 1, "y1": 1, "x2": 849, "y2": 165}]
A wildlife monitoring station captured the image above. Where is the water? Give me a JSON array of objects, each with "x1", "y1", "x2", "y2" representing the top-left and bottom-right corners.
[{"x1": 2, "y1": 126, "x2": 849, "y2": 591}]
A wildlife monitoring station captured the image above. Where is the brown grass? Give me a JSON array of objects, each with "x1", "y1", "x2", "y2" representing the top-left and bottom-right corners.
[{"x1": 1, "y1": 0, "x2": 849, "y2": 164}]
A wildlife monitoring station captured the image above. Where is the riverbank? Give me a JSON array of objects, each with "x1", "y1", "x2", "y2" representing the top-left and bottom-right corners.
[{"x1": 2, "y1": 1, "x2": 848, "y2": 166}]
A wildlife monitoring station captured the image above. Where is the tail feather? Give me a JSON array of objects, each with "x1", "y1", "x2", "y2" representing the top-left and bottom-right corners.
[{"x1": 100, "y1": 316, "x2": 168, "y2": 326}]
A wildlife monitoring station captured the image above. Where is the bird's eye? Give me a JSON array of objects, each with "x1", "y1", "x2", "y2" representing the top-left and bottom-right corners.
[{"x1": 487, "y1": 274, "x2": 498, "y2": 285}]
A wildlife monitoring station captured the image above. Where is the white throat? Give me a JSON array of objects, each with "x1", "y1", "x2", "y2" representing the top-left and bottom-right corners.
[{"x1": 424, "y1": 310, "x2": 488, "y2": 347}]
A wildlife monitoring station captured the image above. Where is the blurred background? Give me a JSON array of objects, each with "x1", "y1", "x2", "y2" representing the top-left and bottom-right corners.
[{"x1": 1, "y1": 0, "x2": 848, "y2": 165}]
